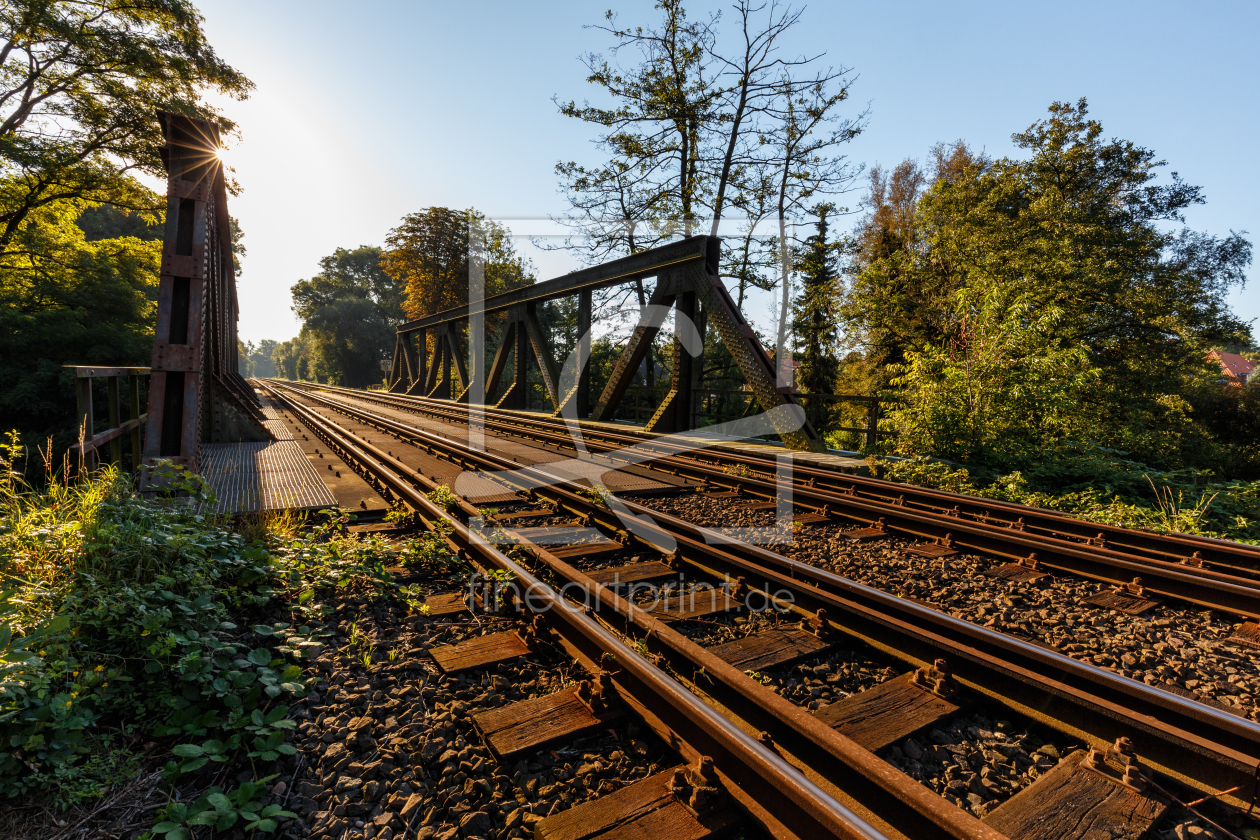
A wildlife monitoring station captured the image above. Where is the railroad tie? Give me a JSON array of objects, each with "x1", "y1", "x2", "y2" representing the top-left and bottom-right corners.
[{"x1": 983, "y1": 740, "x2": 1169, "y2": 840}]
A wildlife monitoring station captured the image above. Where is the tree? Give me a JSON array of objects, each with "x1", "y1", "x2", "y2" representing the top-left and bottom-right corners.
[
  {"x1": 272, "y1": 334, "x2": 310, "y2": 381},
  {"x1": 0, "y1": 1, "x2": 251, "y2": 252},
  {"x1": 291, "y1": 246, "x2": 402, "y2": 327},
  {"x1": 848, "y1": 100, "x2": 1253, "y2": 468},
  {"x1": 0, "y1": 199, "x2": 161, "y2": 446},
  {"x1": 238, "y1": 339, "x2": 277, "y2": 378},
  {"x1": 555, "y1": 1, "x2": 720, "y2": 240},
  {"x1": 286, "y1": 245, "x2": 408, "y2": 387},
  {"x1": 791, "y1": 203, "x2": 840, "y2": 396},
  {"x1": 382, "y1": 208, "x2": 532, "y2": 322},
  {"x1": 300, "y1": 297, "x2": 393, "y2": 388}
]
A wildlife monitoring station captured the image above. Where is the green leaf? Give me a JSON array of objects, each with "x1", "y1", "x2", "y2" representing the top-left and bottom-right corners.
[
  {"x1": 277, "y1": 744, "x2": 297, "y2": 756},
  {"x1": 250, "y1": 709, "x2": 264, "y2": 726},
  {"x1": 252, "y1": 625, "x2": 275, "y2": 636},
  {"x1": 207, "y1": 792, "x2": 232, "y2": 813},
  {"x1": 188, "y1": 809, "x2": 219, "y2": 826},
  {"x1": 179, "y1": 756, "x2": 208, "y2": 773},
  {"x1": 171, "y1": 744, "x2": 204, "y2": 757},
  {"x1": 247, "y1": 648, "x2": 272, "y2": 666},
  {"x1": 264, "y1": 684, "x2": 282, "y2": 698},
  {"x1": 264, "y1": 706, "x2": 288, "y2": 724},
  {"x1": 259, "y1": 750, "x2": 279, "y2": 761},
  {"x1": 215, "y1": 810, "x2": 238, "y2": 831},
  {"x1": 254, "y1": 818, "x2": 279, "y2": 832},
  {"x1": 168, "y1": 829, "x2": 190, "y2": 840},
  {"x1": 152, "y1": 821, "x2": 181, "y2": 833},
  {"x1": 166, "y1": 803, "x2": 188, "y2": 822}
]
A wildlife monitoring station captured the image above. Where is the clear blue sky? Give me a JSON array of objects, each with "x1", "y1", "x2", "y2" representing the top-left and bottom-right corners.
[{"x1": 192, "y1": 0, "x2": 1259, "y2": 345}]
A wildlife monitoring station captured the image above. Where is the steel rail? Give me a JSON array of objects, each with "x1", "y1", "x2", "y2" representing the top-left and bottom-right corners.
[
  {"x1": 260, "y1": 382, "x2": 893, "y2": 840},
  {"x1": 279, "y1": 382, "x2": 1260, "y2": 619},
  {"x1": 270, "y1": 381, "x2": 1260, "y2": 802},
  {"x1": 264, "y1": 382, "x2": 1008, "y2": 840},
  {"x1": 297, "y1": 382, "x2": 1260, "y2": 576}
]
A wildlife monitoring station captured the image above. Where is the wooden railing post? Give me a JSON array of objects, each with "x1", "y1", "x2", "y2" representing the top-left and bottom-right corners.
[
  {"x1": 866, "y1": 400, "x2": 881, "y2": 451},
  {"x1": 129, "y1": 373, "x2": 144, "y2": 468},
  {"x1": 107, "y1": 375, "x2": 122, "y2": 464},
  {"x1": 75, "y1": 375, "x2": 94, "y2": 471}
]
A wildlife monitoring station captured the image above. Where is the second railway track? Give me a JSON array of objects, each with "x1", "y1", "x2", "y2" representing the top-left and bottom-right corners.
[
  {"x1": 260, "y1": 378, "x2": 1260, "y2": 840},
  {"x1": 276, "y1": 380, "x2": 1260, "y2": 620}
]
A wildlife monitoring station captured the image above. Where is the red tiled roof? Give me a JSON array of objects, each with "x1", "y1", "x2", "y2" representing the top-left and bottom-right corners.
[{"x1": 1208, "y1": 350, "x2": 1256, "y2": 381}]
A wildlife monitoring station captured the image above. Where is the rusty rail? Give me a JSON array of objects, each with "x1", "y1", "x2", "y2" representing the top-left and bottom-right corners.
[
  {"x1": 278, "y1": 381, "x2": 1260, "y2": 616},
  {"x1": 268, "y1": 379, "x2": 1260, "y2": 805},
  {"x1": 260, "y1": 381, "x2": 894, "y2": 840}
]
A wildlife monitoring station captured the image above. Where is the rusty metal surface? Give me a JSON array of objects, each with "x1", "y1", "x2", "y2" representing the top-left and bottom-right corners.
[
  {"x1": 200, "y1": 441, "x2": 337, "y2": 514},
  {"x1": 311, "y1": 383, "x2": 1260, "y2": 617},
  {"x1": 292, "y1": 386, "x2": 1260, "y2": 802},
  {"x1": 262, "y1": 380, "x2": 887, "y2": 840},
  {"x1": 351, "y1": 385, "x2": 1260, "y2": 576},
  {"x1": 141, "y1": 112, "x2": 271, "y2": 476}
]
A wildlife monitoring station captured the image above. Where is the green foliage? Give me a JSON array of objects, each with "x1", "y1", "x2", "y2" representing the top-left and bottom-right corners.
[
  {"x1": 76, "y1": 205, "x2": 162, "y2": 242},
  {"x1": 883, "y1": 285, "x2": 1098, "y2": 461},
  {"x1": 279, "y1": 246, "x2": 402, "y2": 387},
  {"x1": 153, "y1": 775, "x2": 295, "y2": 838},
  {"x1": 397, "y1": 530, "x2": 463, "y2": 575},
  {"x1": 238, "y1": 339, "x2": 279, "y2": 379},
  {"x1": 291, "y1": 246, "x2": 403, "y2": 327},
  {"x1": 0, "y1": 198, "x2": 161, "y2": 449},
  {"x1": 295, "y1": 296, "x2": 393, "y2": 388},
  {"x1": 424, "y1": 484, "x2": 460, "y2": 511},
  {"x1": 582, "y1": 484, "x2": 613, "y2": 508},
  {"x1": 0, "y1": 439, "x2": 417, "y2": 814},
  {"x1": 846, "y1": 101, "x2": 1254, "y2": 473},
  {"x1": 383, "y1": 208, "x2": 533, "y2": 323}
]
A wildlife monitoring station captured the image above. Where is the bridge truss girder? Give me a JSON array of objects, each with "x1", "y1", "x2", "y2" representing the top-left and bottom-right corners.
[{"x1": 387, "y1": 236, "x2": 822, "y2": 451}]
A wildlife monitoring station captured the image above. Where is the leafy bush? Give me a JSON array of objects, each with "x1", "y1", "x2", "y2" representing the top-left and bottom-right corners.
[{"x1": 0, "y1": 433, "x2": 416, "y2": 818}]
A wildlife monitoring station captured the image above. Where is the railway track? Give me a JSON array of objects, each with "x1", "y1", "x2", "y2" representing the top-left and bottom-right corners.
[
  {"x1": 261, "y1": 379, "x2": 1260, "y2": 840},
  {"x1": 276, "y1": 380, "x2": 1260, "y2": 620}
]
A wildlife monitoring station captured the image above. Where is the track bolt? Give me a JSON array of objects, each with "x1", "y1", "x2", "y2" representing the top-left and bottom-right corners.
[
  {"x1": 1182, "y1": 551, "x2": 1205, "y2": 568},
  {"x1": 806, "y1": 608, "x2": 830, "y2": 638},
  {"x1": 911, "y1": 668, "x2": 931, "y2": 689},
  {"x1": 1113, "y1": 736, "x2": 1136, "y2": 762},
  {"x1": 1085, "y1": 746, "x2": 1108, "y2": 770},
  {"x1": 689, "y1": 788, "x2": 708, "y2": 810},
  {"x1": 668, "y1": 768, "x2": 688, "y2": 795},
  {"x1": 1122, "y1": 764, "x2": 1146, "y2": 791}
]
